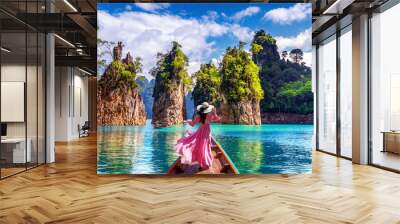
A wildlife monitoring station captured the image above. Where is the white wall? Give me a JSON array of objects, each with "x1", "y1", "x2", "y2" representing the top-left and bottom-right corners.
[
  {"x1": 72, "y1": 73, "x2": 89, "y2": 138},
  {"x1": 1, "y1": 63, "x2": 46, "y2": 164},
  {"x1": 1, "y1": 65, "x2": 26, "y2": 133},
  {"x1": 1, "y1": 65, "x2": 29, "y2": 138},
  {"x1": 55, "y1": 66, "x2": 69, "y2": 141},
  {"x1": 55, "y1": 67, "x2": 89, "y2": 141},
  {"x1": 1, "y1": 82, "x2": 25, "y2": 122}
]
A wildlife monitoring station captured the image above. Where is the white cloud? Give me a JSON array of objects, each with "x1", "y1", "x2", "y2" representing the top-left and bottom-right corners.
[
  {"x1": 98, "y1": 9, "x2": 269, "y2": 79},
  {"x1": 211, "y1": 58, "x2": 219, "y2": 67},
  {"x1": 275, "y1": 28, "x2": 312, "y2": 65},
  {"x1": 98, "y1": 10, "x2": 234, "y2": 79},
  {"x1": 275, "y1": 28, "x2": 311, "y2": 53},
  {"x1": 263, "y1": 3, "x2": 311, "y2": 24},
  {"x1": 230, "y1": 24, "x2": 254, "y2": 43},
  {"x1": 134, "y1": 3, "x2": 170, "y2": 12},
  {"x1": 232, "y1": 6, "x2": 260, "y2": 21}
]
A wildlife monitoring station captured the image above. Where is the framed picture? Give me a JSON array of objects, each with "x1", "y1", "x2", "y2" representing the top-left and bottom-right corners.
[{"x1": 97, "y1": 2, "x2": 313, "y2": 175}]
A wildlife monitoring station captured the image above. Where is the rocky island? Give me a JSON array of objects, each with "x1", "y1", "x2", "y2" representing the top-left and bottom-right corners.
[
  {"x1": 219, "y1": 43, "x2": 263, "y2": 125},
  {"x1": 192, "y1": 42, "x2": 263, "y2": 125},
  {"x1": 251, "y1": 30, "x2": 313, "y2": 124},
  {"x1": 97, "y1": 42, "x2": 147, "y2": 125},
  {"x1": 99, "y1": 31, "x2": 313, "y2": 126},
  {"x1": 151, "y1": 42, "x2": 192, "y2": 127}
]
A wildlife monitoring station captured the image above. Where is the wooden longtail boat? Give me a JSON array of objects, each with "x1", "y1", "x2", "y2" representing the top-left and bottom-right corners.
[{"x1": 167, "y1": 137, "x2": 239, "y2": 174}]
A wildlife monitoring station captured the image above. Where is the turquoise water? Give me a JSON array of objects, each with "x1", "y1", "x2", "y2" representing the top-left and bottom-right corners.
[{"x1": 97, "y1": 120, "x2": 313, "y2": 174}]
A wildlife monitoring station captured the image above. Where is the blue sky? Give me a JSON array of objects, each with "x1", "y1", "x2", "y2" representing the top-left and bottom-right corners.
[{"x1": 98, "y1": 3, "x2": 312, "y2": 79}]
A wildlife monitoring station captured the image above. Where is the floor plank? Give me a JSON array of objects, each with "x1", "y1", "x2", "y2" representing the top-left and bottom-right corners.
[{"x1": 1, "y1": 135, "x2": 400, "y2": 223}]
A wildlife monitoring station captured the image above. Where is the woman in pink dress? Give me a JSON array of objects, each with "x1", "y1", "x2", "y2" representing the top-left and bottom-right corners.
[{"x1": 176, "y1": 102, "x2": 221, "y2": 170}]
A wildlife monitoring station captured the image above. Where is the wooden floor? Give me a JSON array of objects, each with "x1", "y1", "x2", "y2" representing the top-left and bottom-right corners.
[
  {"x1": 1, "y1": 136, "x2": 400, "y2": 223},
  {"x1": 373, "y1": 150, "x2": 400, "y2": 171},
  {"x1": 1, "y1": 167, "x2": 26, "y2": 178}
]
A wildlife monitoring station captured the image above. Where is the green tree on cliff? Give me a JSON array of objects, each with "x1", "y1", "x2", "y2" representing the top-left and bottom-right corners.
[
  {"x1": 151, "y1": 41, "x2": 192, "y2": 98},
  {"x1": 97, "y1": 42, "x2": 147, "y2": 126},
  {"x1": 220, "y1": 42, "x2": 264, "y2": 103},
  {"x1": 192, "y1": 63, "x2": 222, "y2": 107},
  {"x1": 251, "y1": 30, "x2": 280, "y2": 66},
  {"x1": 289, "y1": 49, "x2": 304, "y2": 64},
  {"x1": 251, "y1": 30, "x2": 312, "y2": 114},
  {"x1": 98, "y1": 42, "x2": 142, "y2": 92}
]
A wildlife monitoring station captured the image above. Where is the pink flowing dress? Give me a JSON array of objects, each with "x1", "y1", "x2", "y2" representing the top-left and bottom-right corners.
[{"x1": 176, "y1": 113, "x2": 221, "y2": 168}]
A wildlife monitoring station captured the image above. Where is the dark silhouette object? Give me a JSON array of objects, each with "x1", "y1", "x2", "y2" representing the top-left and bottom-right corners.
[
  {"x1": 123, "y1": 52, "x2": 133, "y2": 64},
  {"x1": 281, "y1": 51, "x2": 288, "y2": 61},
  {"x1": 79, "y1": 121, "x2": 90, "y2": 138},
  {"x1": 289, "y1": 49, "x2": 304, "y2": 64},
  {"x1": 113, "y1": 41, "x2": 124, "y2": 61},
  {"x1": 1, "y1": 123, "x2": 7, "y2": 137}
]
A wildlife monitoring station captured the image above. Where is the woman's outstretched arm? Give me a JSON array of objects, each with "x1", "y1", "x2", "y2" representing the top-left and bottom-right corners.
[{"x1": 210, "y1": 108, "x2": 221, "y2": 122}]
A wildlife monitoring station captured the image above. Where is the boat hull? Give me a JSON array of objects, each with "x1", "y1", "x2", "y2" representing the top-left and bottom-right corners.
[{"x1": 167, "y1": 137, "x2": 239, "y2": 174}]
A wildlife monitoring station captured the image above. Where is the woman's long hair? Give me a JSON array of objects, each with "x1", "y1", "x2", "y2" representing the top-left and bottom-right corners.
[{"x1": 197, "y1": 109, "x2": 208, "y2": 124}]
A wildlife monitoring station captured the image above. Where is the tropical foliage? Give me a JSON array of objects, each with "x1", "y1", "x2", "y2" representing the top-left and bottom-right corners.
[
  {"x1": 151, "y1": 41, "x2": 192, "y2": 98},
  {"x1": 251, "y1": 30, "x2": 280, "y2": 66},
  {"x1": 192, "y1": 63, "x2": 221, "y2": 107},
  {"x1": 100, "y1": 30, "x2": 313, "y2": 118},
  {"x1": 220, "y1": 43, "x2": 264, "y2": 103},
  {"x1": 276, "y1": 78, "x2": 313, "y2": 114},
  {"x1": 98, "y1": 50, "x2": 142, "y2": 92},
  {"x1": 251, "y1": 30, "x2": 312, "y2": 114}
]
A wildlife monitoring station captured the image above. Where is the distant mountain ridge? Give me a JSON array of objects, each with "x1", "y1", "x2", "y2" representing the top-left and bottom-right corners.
[{"x1": 137, "y1": 78, "x2": 154, "y2": 119}]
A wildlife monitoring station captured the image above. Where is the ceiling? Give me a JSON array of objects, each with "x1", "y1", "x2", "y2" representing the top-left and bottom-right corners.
[
  {"x1": 312, "y1": 0, "x2": 390, "y2": 43},
  {"x1": 0, "y1": 0, "x2": 97, "y2": 74},
  {"x1": 2, "y1": 0, "x2": 393, "y2": 74}
]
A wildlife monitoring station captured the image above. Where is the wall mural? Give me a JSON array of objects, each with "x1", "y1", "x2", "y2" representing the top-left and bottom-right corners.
[{"x1": 97, "y1": 3, "x2": 313, "y2": 174}]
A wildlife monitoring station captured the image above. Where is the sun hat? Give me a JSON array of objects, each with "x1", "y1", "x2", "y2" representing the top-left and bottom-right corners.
[{"x1": 196, "y1": 102, "x2": 214, "y2": 114}]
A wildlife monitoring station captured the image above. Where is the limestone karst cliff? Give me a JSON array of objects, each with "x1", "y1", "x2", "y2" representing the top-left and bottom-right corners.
[
  {"x1": 219, "y1": 43, "x2": 263, "y2": 125},
  {"x1": 151, "y1": 42, "x2": 191, "y2": 127},
  {"x1": 191, "y1": 46, "x2": 262, "y2": 125},
  {"x1": 152, "y1": 42, "x2": 191, "y2": 127},
  {"x1": 97, "y1": 42, "x2": 147, "y2": 125},
  {"x1": 152, "y1": 83, "x2": 186, "y2": 127},
  {"x1": 219, "y1": 98, "x2": 261, "y2": 125}
]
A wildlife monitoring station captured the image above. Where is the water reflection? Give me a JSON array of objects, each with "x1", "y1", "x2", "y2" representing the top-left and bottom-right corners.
[
  {"x1": 97, "y1": 126, "x2": 146, "y2": 174},
  {"x1": 150, "y1": 125, "x2": 186, "y2": 173},
  {"x1": 98, "y1": 121, "x2": 188, "y2": 174},
  {"x1": 215, "y1": 137, "x2": 264, "y2": 173},
  {"x1": 97, "y1": 120, "x2": 313, "y2": 174}
]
